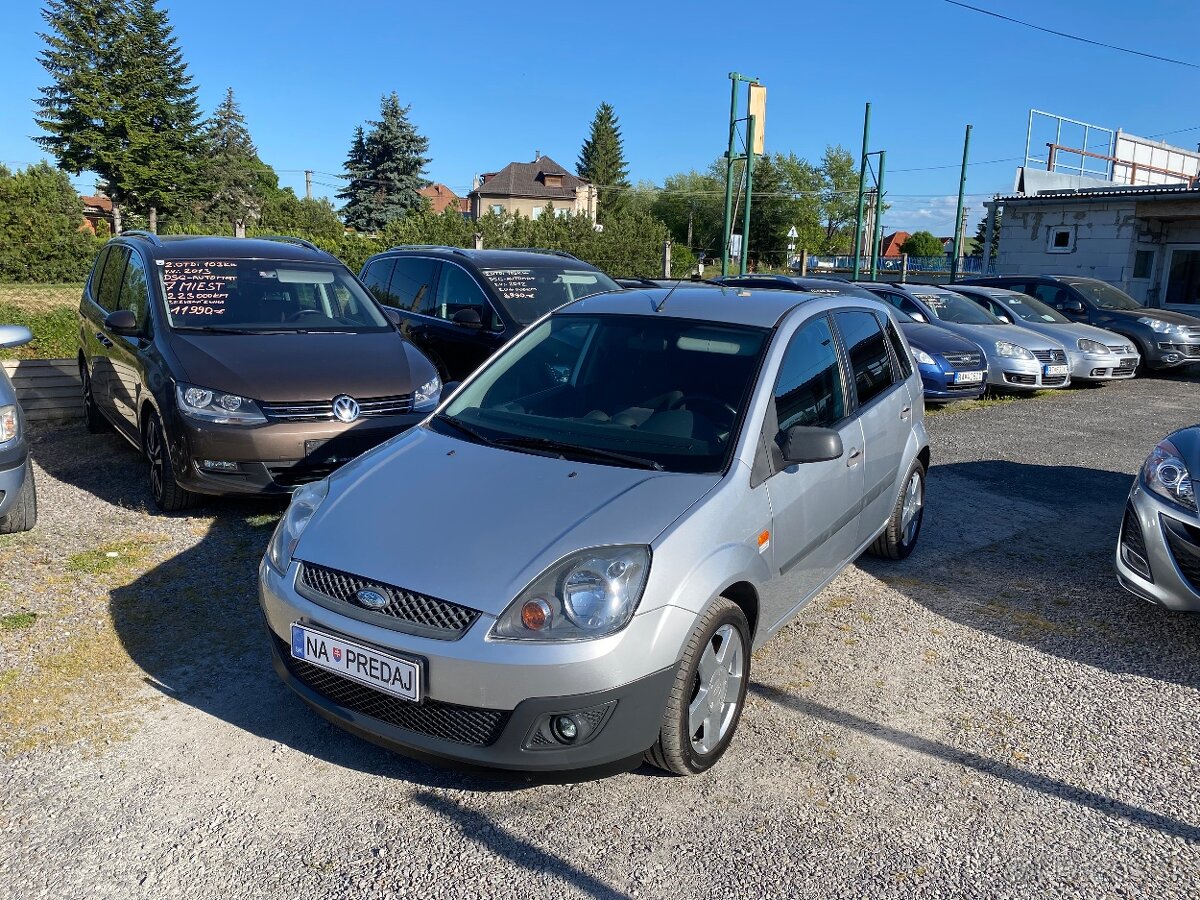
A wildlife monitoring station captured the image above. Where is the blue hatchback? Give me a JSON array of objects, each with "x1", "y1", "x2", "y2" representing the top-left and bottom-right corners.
[{"x1": 895, "y1": 311, "x2": 988, "y2": 402}]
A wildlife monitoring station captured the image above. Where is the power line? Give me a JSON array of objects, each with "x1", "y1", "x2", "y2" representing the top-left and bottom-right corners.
[{"x1": 943, "y1": 1, "x2": 1200, "y2": 69}]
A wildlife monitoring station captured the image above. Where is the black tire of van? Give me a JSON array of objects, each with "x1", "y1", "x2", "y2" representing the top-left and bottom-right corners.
[{"x1": 144, "y1": 412, "x2": 198, "y2": 512}]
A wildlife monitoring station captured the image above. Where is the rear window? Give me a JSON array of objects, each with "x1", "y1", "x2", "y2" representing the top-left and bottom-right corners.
[{"x1": 481, "y1": 266, "x2": 620, "y2": 324}]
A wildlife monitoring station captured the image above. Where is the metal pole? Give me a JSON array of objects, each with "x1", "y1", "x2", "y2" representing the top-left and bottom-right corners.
[
  {"x1": 901, "y1": 253, "x2": 908, "y2": 282},
  {"x1": 721, "y1": 75, "x2": 740, "y2": 277},
  {"x1": 950, "y1": 124, "x2": 972, "y2": 281},
  {"x1": 852, "y1": 103, "x2": 871, "y2": 280},
  {"x1": 740, "y1": 115, "x2": 756, "y2": 276},
  {"x1": 870, "y1": 150, "x2": 886, "y2": 280}
]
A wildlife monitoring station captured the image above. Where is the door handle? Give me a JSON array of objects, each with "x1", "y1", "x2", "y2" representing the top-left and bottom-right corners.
[
  {"x1": 846, "y1": 447, "x2": 862, "y2": 467},
  {"x1": 95, "y1": 331, "x2": 113, "y2": 348},
  {"x1": 901, "y1": 404, "x2": 912, "y2": 420}
]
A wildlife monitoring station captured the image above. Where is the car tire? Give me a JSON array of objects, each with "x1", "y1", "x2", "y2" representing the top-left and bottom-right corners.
[
  {"x1": 868, "y1": 459, "x2": 926, "y2": 560},
  {"x1": 0, "y1": 463, "x2": 37, "y2": 534},
  {"x1": 80, "y1": 364, "x2": 107, "y2": 434},
  {"x1": 143, "y1": 412, "x2": 198, "y2": 512},
  {"x1": 644, "y1": 597, "x2": 750, "y2": 776}
]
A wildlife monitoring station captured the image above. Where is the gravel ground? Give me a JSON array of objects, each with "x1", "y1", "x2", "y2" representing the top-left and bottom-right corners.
[{"x1": 1, "y1": 375, "x2": 1198, "y2": 900}]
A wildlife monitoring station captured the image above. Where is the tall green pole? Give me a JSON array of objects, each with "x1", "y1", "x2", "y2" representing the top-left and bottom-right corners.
[
  {"x1": 870, "y1": 150, "x2": 886, "y2": 280},
  {"x1": 853, "y1": 102, "x2": 871, "y2": 280},
  {"x1": 740, "y1": 115, "x2": 757, "y2": 276},
  {"x1": 950, "y1": 123, "x2": 972, "y2": 282},
  {"x1": 721, "y1": 74, "x2": 741, "y2": 277}
]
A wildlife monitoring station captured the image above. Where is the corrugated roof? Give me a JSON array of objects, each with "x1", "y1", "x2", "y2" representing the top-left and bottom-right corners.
[{"x1": 996, "y1": 183, "x2": 1200, "y2": 203}]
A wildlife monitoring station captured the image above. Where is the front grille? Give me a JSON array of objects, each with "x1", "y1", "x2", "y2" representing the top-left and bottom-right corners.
[
  {"x1": 942, "y1": 351, "x2": 983, "y2": 369},
  {"x1": 274, "y1": 633, "x2": 509, "y2": 745},
  {"x1": 1032, "y1": 349, "x2": 1067, "y2": 365},
  {"x1": 1107, "y1": 344, "x2": 1132, "y2": 354},
  {"x1": 1120, "y1": 505, "x2": 1152, "y2": 581},
  {"x1": 262, "y1": 395, "x2": 414, "y2": 421},
  {"x1": 1004, "y1": 372, "x2": 1036, "y2": 385},
  {"x1": 298, "y1": 562, "x2": 479, "y2": 639},
  {"x1": 1042, "y1": 374, "x2": 1068, "y2": 386},
  {"x1": 1162, "y1": 517, "x2": 1200, "y2": 593}
]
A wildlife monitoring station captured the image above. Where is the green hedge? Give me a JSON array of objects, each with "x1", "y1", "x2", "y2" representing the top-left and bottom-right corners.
[{"x1": 0, "y1": 303, "x2": 78, "y2": 360}]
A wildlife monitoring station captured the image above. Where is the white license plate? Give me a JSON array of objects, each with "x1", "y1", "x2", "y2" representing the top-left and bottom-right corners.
[
  {"x1": 953, "y1": 370, "x2": 984, "y2": 384},
  {"x1": 290, "y1": 623, "x2": 421, "y2": 702},
  {"x1": 1043, "y1": 364, "x2": 1069, "y2": 376}
]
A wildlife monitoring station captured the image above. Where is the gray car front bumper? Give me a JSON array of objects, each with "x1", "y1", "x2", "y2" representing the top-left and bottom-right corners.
[
  {"x1": 0, "y1": 435, "x2": 30, "y2": 518},
  {"x1": 1116, "y1": 479, "x2": 1200, "y2": 612}
]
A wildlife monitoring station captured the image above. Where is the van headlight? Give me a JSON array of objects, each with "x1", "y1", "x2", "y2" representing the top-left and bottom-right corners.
[
  {"x1": 491, "y1": 546, "x2": 651, "y2": 641},
  {"x1": 1143, "y1": 440, "x2": 1196, "y2": 511},
  {"x1": 995, "y1": 340, "x2": 1034, "y2": 360},
  {"x1": 176, "y1": 383, "x2": 266, "y2": 425},
  {"x1": 0, "y1": 405, "x2": 17, "y2": 444},
  {"x1": 412, "y1": 374, "x2": 442, "y2": 412},
  {"x1": 266, "y1": 479, "x2": 330, "y2": 572}
]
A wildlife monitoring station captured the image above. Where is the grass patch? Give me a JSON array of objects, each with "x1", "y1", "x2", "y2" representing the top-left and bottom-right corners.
[
  {"x1": 244, "y1": 512, "x2": 281, "y2": 528},
  {"x1": 0, "y1": 299, "x2": 79, "y2": 360},
  {"x1": 66, "y1": 537, "x2": 160, "y2": 576},
  {"x1": 0, "y1": 612, "x2": 37, "y2": 631},
  {"x1": 925, "y1": 390, "x2": 1063, "y2": 415}
]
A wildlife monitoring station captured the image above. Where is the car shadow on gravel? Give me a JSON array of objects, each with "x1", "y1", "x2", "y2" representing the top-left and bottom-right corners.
[
  {"x1": 749, "y1": 684, "x2": 1200, "y2": 844},
  {"x1": 28, "y1": 421, "x2": 153, "y2": 511},
  {"x1": 857, "y1": 460, "x2": 1200, "y2": 690}
]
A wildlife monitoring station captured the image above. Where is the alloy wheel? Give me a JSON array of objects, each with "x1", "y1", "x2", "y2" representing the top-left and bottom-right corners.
[
  {"x1": 901, "y1": 469, "x2": 924, "y2": 545},
  {"x1": 689, "y1": 623, "x2": 745, "y2": 755},
  {"x1": 145, "y1": 418, "x2": 164, "y2": 502}
]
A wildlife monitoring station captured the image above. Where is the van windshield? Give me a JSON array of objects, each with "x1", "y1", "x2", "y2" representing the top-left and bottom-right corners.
[
  {"x1": 480, "y1": 266, "x2": 620, "y2": 324},
  {"x1": 159, "y1": 259, "x2": 390, "y2": 332},
  {"x1": 435, "y1": 314, "x2": 768, "y2": 473}
]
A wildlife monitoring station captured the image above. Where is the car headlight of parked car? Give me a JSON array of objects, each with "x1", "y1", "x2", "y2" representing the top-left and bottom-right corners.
[
  {"x1": 266, "y1": 479, "x2": 330, "y2": 572},
  {"x1": 176, "y1": 383, "x2": 267, "y2": 425},
  {"x1": 1137, "y1": 317, "x2": 1175, "y2": 333},
  {"x1": 995, "y1": 340, "x2": 1034, "y2": 360},
  {"x1": 412, "y1": 374, "x2": 442, "y2": 412},
  {"x1": 1143, "y1": 440, "x2": 1196, "y2": 511},
  {"x1": 912, "y1": 348, "x2": 936, "y2": 366},
  {"x1": 1077, "y1": 338, "x2": 1110, "y2": 354},
  {"x1": 0, "y1": 405, "x2": 17, "y2": 444},
  {"x1": 492, "y1": 545, "x2": 651, "y2": 641}
]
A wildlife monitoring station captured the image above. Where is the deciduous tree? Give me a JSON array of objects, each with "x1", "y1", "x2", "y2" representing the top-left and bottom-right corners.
[{"x1": 900, "y1": 230, "x2": 947, "y2": 257}]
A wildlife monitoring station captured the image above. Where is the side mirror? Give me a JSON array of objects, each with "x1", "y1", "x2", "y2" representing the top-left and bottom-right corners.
[
  {"x1": 383, "y1": 307, "x2": 402, "y2": 326},
  {"x1": 997, "y1": 315, "x2": 1011, "y2": 324},
  {"x1": 910, "y1": 312, "x2": 927, "y2": 323},
  {"x1": 451, "y1": 308, "x2": 482, "y2": 328},
  {"x1": 0, "y1": 325, "x2": 33, "y2": 350},
  {"x1": 779, "y1": 425, "x2": 843, "y2": 465},
  {"x1": 1064, "y1": 300, "x2": 1086, "y2": 314},
  {"x1": 104, "y1": 309, "x2": 139, "y2": 336}
]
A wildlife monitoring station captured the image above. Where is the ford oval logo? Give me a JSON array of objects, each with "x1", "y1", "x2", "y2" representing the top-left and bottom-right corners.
[
  {"x1": 332, "y1": 395, "x2": 360, "y2": 423},
  {"x1": 356, "y1": 589, "x2": 388, "y2": 610}
]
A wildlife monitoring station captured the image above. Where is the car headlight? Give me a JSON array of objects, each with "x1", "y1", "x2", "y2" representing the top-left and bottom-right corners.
[
  {"x1": 1143, "y1": 441, "x2": 1196, "y2": 511},
  {"x1": 176, "y1": 383, "x2": 266, "y2": 425},
  {"x1": 1078, "y1": 338, "x2": 1109, "y2": 354},
  {"x1": 491, "y1": 546, "x2": 651, "y2": 641},
  {"x1": 1137, "y1": 316, "x2": 1174, "y2": 333},
  {"x1": 913, "y1": 348, "x2": 936, "y2": 366},
  {"x1": 412, "y1": 374, "x2": 442, "y2": 412},
  {"x1": 995, "y1": 340, "x2": 1034, "y2": 360},
  {"x1": 266, "y1": 479, "x2": 330, "y2": 572},
  {"x1": 0, "y1": 405, "x2": 17, "y2": 444}
]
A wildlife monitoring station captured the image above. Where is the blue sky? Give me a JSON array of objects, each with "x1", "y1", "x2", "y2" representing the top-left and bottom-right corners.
[{"x1": 1, "y1": 0, "x2": 1196, "y2": 236}]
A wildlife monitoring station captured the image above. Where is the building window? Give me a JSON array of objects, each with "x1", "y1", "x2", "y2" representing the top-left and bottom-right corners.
[
  {"x1": 555, "y1": 208, "x2": 569, "y2": 218},
  {"x1": 1047, "y1": 226, "x2": 1075, "y2": 253},
  {"x1": 1133, "y1": 249, "x2": 1155, "y2": 279},
  {"x1": 490, "y1": 204, "x2": 503, "y2": 215},
  {"x1": 531, "y1": 206, "x2": 543, "y2": 220}
]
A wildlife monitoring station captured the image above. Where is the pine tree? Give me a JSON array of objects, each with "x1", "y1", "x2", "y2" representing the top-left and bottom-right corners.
[
  {"x1": 200, "y1": 87, "x2": 270, "y2": 232},
  {"x1": 576, "y1": 102, "x2": 630, "y2": 224},
  {"x1": 338, "y1": 94, "x2": 430, "y2": 232}
]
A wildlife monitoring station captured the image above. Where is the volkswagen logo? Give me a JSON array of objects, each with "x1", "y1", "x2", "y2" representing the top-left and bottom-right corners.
[
  {"x1": 355, "y1": 589, "x2": 388, "y2": 610},
  {"x1": 332, "y1": 395, "x2": 360, "y2": 423}
]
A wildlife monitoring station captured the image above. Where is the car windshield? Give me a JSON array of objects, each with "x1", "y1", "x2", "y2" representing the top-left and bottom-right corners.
[
  {"x1": 915, "y1": 292, "x2": 999, "y2": 325},
  {"x1": 436, "y1": 314, "x2": 769, "y2": 474},
  {"x1": 1065, "y1": 279, "x2": 1144, "y2": 310},
  {"x1": 159, "y1": 259, "x2": 390, "y2": 332},
  {"x1": 480, "y1": 266, "x2": 620, "y2": 325},
  {"x1": 997, "y1": 292, "x2": 1070, "y2": 324}
]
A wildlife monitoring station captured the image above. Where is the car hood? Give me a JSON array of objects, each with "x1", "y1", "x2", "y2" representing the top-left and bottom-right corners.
[
  {"x1": 1007, "y1": 320, "x2": 1132, "y2": 350},
  {"x1": 898, "y1": 321, "x2": 984, "y2": 355},
  {"x1": 293, "y1": 427, "x2": 721, "y2": 616},
  {"x1": 935, "y1": 322, "x2": 1063, "y2": 352},
  {"x1": 168, "y1": 331, "x2": 424, "y2": 402},
  {"x1": 1166, "y1": 425, "x2": 1200, "y2": 470},
  {"x1": 1096, "y1": 307, "x2": 1200, "y2": 326}
]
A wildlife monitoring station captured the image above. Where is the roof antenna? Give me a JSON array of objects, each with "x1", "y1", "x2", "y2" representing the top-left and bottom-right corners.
[{"x1": 655, "y1": 277, "x2": 685, "y2": 312}]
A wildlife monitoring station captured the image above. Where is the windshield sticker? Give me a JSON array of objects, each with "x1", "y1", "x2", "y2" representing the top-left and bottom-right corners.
[
  {"x1": 916, "y1": 294, "x2": 946, "y2": 308},
  {"x1": 162, "y1": 260, "x2": 237, "y2": 317},
  {"x1": 483, "y1": 269, "x2": 538, "y2": 302}
]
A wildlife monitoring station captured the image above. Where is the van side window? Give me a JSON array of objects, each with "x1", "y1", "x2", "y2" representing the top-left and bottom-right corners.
[
  {"x1": 880, "y1": 314, "x2": 913, "y2": 378},
  {"x1": 97, "y1": 246, "x2": 130, "y2": 313},
  {"x1": 388, "y1": 257, "x2": 439, "y2": 314},
  {"x1": 117, "y1": 252, "x2": 150, "y2": 329},
  {"x1": 88, "y1": 247, "x2": 111, "y2": 304},
  {"x1": 835, "y1": 310, "x2": 896, "y2": 407},
  {"x1": 773, "y1": 316, "x2": 846, "y2": 430},
  {"x1": 434, "y1": 264, "x2": 496, "y2": 328},
  {"x1": 361, "y1": 259, "x2": 396, "y2": 305}
]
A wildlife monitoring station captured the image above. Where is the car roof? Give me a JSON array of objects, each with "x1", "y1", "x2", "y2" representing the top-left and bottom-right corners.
[
  {"x1": 371, "y1": 246, "x2": 602, "y2": 270},
  {"x1": 559, "y1": 285, "x2": 827, "y2": 328},
  {"x1": 114, "y1": 234, "x2": 338, "y2": 264}
]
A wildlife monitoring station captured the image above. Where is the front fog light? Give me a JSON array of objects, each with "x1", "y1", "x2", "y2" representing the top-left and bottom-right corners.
[
  {"x1": 552, "y1": 716, "x2": 579, "y2": 743},
  {"x1": 523, "y1": 702, "x2": 616, "y2": 750}
]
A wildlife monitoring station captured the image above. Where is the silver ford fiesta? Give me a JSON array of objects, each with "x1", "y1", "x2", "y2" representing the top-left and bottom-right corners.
[{"x1": 259, "y1": 286, "x2": 930, "y2": 776}]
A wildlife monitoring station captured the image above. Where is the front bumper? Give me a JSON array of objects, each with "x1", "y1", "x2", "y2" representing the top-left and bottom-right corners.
[
  {"x1": 1147, "y1": 340, "x2": 1200, "y2": 369},
  {"x1": 917, "y1": 362, "x2": 987, "y2": 402},
  {"x1": 259, "y1": 559, "x2": 689, "y2": 771},
  {"x1": 1068, "y1": 350, "x2": 1139, "y2": 381},
  {"x1": 171, "y1": 413, "x2": 424, "y2": 496},
  {"x1": 1115, "y1": 479, "x2": 1200, "y2": 612},
  {"x1": 0, "y1": 434, "x2": 30, "y2": 517},
  {"x1": 988, "y1": 356, "x2": 1070, "y2": 391}
]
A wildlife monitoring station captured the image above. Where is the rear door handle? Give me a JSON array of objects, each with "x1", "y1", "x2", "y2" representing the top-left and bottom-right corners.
[
  {"x1": 95, "y1": 331, "x2": 113, "y2": 348},
  {"x1": 847, "y1": 447, "x2": 862, "y2": 467}
]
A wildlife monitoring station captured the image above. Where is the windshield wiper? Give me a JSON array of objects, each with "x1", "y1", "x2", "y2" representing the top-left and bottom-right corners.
[
  {"x1": 491, "y1": 435, "x2": 663, "y2": 471},
  {"x1": 173, "y1": 326, "x2": 260, "y2": 334},
  {"x1": 434, "y1": 414, "x2": 498, "y2": 447}
]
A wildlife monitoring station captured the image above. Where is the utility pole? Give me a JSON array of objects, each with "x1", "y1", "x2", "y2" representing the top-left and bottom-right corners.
[
  {"x1": 721, "y1": 72, "x2": 762, "y2": 277},
  {"x1": 870, "y1": 150, "x2": 887, "y2": 280},
  {"x1": 950, "y1": 124, "x2": 972, "y2": 281},
  {"x1": 853, "y1": 102, "x2": 872, "y2": 280},
  {"x1": 304, "y1": 170, "x2": 313, "y2": 200}
]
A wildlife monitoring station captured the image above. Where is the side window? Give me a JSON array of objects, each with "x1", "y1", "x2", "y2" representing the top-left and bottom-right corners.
[
  {"x1": 834, "y1": 310, "x2": 896, "y2": 407},
  {"x1": 88, "y1": 247, "x2": 111, "y2": 304},
  {"x1": 97, "y1": 246, "x2": 129, "y2": 313},
  {"x1": 880, "y1": 315, "x2": 913, "y2": 378},
  {"x1": 773, "y1": 316, "x2": 847, "y2": 430},
  {"x1": 434, "y1": 264, "x2": 495, "y2": 328},
  {"x1": 360, "y1": 259, "x2": 396, "y2": 305},
  {"x1": 117, "y1": 252, "x2": 150, "y2": 328},
  {"x1": 1031, "y1": 283, "x2": 1065, "y2": 306},
  {"x1": 388, "y1": 257, "x2": 439, "y2": 313}
]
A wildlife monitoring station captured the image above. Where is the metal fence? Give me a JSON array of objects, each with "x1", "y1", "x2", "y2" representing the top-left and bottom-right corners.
[{"x1": 802, "y1": 256, "x2": 997, "y2": 276}]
